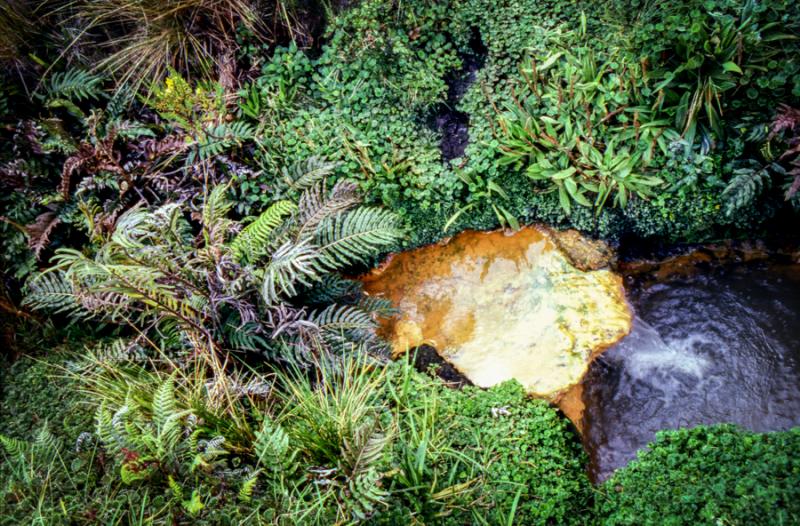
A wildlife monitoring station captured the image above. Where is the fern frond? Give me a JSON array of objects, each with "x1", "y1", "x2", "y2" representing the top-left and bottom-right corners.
[
  {"x1": 296, "y1": 180, "x2": 361, "y2": 238},
  {"x1": 152, "y1": 376, "x2": 177, "y2": 431},
  {"x1": 41, "y1": 69, "x2": 105, "y2": 102},
  {"x1": 254, "y1": 417, "x2": 290, "y2": 470},
  {"x1": 238, "y1": 471, "x2": 260, "y2": 502},
  {"x1": 95, "y1": 404, "x2": 122, "y2": 455},
  {"x1": 341, "y1": 421, "x2": 388, "y2": 476},
  {"x1": 315, "y1": 208, "x2": 404, "y2": 271},
  {"x1": 343, "y1": 469, "x2": 388, "y2": 521},
  {"x1": 722, "y1": 161, "x2": 774, "y2": 217},
  {"x1": 33, "y1": 425, "x2": 62, "y2": 456},
  {"x1": 310, "y1": 304, "x2": 376, "y2": 335},
  {"x1": 226, "y1": 321, "x2": 270, "y2": 352},
  {"x1": 304, "y1": 275, "x2": 361, "y2": 306},
  {"x1": 0, "y1": 434, "x2": 30, "y2": 460},
  {"x1": 196, "y1": 121, "x2": 255, "y2": 160},
  {"x1": 261, "y1": 239, "x2": 322, "y2": 305},
  {"x1": 202, "y1": 185, "x2": 235, "y2": 245},
  {"x1": 231, "y1": 200, "x2": 296, "y2": 263},
  {"x1": 22, "y1": 270, "x2": 83, "y2": 317},
  {"x1": 280, "y1": 157, "x2": 339, "y2": 192}
]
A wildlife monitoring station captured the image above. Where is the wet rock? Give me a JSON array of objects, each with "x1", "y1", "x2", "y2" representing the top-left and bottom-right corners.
[
  {"x1": 360, "y1": 226, "x2": 632, "y2": 401},
  {"x1": 412, "y1": 344, "x2": 472, "y2": 387},
  {"x1": 545, "y1": 228, "x2": 615, "y2": 271}
]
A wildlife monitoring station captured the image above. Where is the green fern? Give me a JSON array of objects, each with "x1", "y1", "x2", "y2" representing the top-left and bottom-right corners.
[
  {"x1": 311, "y1": 304, "x2": 376, "y2": 335},
  {"x1": 280, "y1": 157, "x2": 339, "y2": 193},
  {"x1": 238, "y1": 471, "x2": 260, "y2": 502},
  {"x1": 344, "y1": 468, "x2": 389, "y2": 521},
  {"x1": 0, "y1": 434, "x2": 30, "y2": 461},
  {"x1": 41, "y1": 69, "x2": 105, "y2": 102},
  {"x1": 254, "y1": 417, "x2": 291, "y2": 471},
  {"x1": 22, "y1": 270, "x2": 83, "y2": 317},
  {"x1": 261, "y1": 239, "x2": 322, "y2": 304},
  {"x1": 231, "y1": 200, "x2": 297, "y2": 263},
  {"x1": 315, "y1": 208, "x2": 404, "y2": 270},
  {"x1": 196, "y1": 121, "x2": 255, "y2": 160},
  {"x1": 722, "y1": 161, "x2": 775, "y2": 217}
]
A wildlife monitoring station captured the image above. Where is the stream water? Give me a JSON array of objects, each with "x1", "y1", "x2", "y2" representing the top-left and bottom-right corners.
[{"x1": 582, "y1": 263, "x2": 800, "y2": 481}]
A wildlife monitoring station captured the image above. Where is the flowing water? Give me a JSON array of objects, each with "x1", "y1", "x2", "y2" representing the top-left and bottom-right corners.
[{"x1": 582, "y1": 263, "x2": 800, "y2": 481}]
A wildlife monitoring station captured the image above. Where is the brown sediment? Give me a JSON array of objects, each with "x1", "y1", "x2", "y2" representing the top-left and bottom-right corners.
[
  {"x1": 360, "y1": 226, "x2": 632, "y2": 402},
  {"x1": 616, "y1": 240, "x2": 776, "y2": 284}
]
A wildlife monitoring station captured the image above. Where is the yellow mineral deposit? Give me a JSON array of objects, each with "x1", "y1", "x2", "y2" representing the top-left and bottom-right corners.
[{"x1": 360, "y1": 227, "x2": 632, "y2": 401}]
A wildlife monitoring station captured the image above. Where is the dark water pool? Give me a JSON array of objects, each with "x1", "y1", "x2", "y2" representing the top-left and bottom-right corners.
[{"x1": 582, "y1": 263, "x2": 800, "y2": 481}]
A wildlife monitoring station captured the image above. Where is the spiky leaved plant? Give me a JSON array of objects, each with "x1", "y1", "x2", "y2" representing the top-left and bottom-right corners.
[{"x1": 23, "y1": 158, "x2": 404, "y2": 383}]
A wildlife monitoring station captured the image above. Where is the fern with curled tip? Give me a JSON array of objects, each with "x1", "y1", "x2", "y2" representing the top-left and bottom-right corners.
[
  {"x1": 315, "y1": 207, "x2": 404, "y2": 271},
  {"x1": 231, "y1": 200, "x2": 297, "y2": 264}
]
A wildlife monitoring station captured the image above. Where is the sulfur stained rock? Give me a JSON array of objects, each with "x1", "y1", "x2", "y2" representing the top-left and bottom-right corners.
[
  {"x1": 360, "y1": 226, "x2": 632, "y2": 400},
  {"x1": 544, "y1": 227, "x2": 615, "y2": 271}
]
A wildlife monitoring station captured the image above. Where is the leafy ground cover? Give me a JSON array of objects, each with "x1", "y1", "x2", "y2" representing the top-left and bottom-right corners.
[{"x1": 1, "y1": 0, "x2": 799, "y2": 524}]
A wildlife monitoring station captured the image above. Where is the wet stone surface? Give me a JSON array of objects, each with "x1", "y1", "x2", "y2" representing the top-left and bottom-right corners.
[{"x1": 360, "y1": 227, "x2": 632, "y2": 400}]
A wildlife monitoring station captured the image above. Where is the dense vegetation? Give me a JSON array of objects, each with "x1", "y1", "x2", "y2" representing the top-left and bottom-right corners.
[{"x1": 1, "y1": 0, "x2": 799, "y2": 524}]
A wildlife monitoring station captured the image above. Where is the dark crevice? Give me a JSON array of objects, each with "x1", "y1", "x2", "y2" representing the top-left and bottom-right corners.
[{"x1": 429, "y1": 27, "x2": 488, "y2": 162}]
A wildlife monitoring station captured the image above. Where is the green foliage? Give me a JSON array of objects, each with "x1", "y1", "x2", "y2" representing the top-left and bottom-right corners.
[
  {"x1": 597, "y1": 425, "x2": 800, "y2": 526},
  {"x1": 378, "y1": 360, "x2": 592, "y2": 525},
  {"x1": 24, "y1": 157, "x2": 403, "y2": 368},
  {"x1": 495, "y1": 38, "x2": 676, "y2": 214}
]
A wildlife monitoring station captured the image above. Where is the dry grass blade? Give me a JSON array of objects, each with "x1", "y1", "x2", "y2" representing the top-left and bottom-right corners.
[{"x1": 67, "y1": 0, "x2": 267, "y2": 91}]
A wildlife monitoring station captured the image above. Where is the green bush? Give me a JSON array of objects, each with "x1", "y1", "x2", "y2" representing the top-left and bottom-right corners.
[
  {"x1": 380, "y1": 367, "x2": 592, "y2": 525},
  {"x1": 597, "y1": 424, "x2": 800, "y2": 526}
]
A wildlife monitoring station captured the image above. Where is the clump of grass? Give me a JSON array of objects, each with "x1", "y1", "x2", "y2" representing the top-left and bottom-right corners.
[{"x1": 71, "y1": 0, "x2": 264, "y2": 90}]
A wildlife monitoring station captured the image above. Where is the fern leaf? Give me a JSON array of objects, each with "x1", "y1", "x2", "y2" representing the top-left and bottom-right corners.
[
  {"x1": 343, "y1": 469, "x2": 388, "y2": 521},
  {"x1": 95, "y1": 404, "x2": 122, "y2": 454},
  {"x1": 310, "y1": 304, "x2": 376, "y2": 335},
  {"x1": 304, "y1": 274, "x2": 362, "y2": 306},
  {"x1": 315, "y1": 208, "x2": 404, "y2": 271},
  {"x1": 41, "y1": 69, "x2": 105, "y2": 102},
  {"x1": 341, "y1": 421, "x2": 388, "y2": 476},
  {"x1": 254, "y1": 417, "x2": 290, "y2": 470},
  {"x1": 196, "y1": 121, "x2": 255, "y2": 160},
  {"x1": 22, "y1": 270, "x2": 83, "y2": 317},
  {"x1": 296, "y1": 180, "x2": 361, "y2": 238},
  {"x1": 0, "y1": 434, "x2": 30, "y2": 460},
  {"x1": 261, "y1": 239, "x2": 322, "y2": 305},
  {"x1": 280, "y1": 157, "x2": 339, "y2": 192},
  {"x1": 722, "y1": 161, "x2": 774, "y2": 217},
  {"x1": 231, "y1": 200, "x2": 296, "y2": 263},
  {"x1": 152, "y1": 376, "x2": 177, "y2": 431},
  {"x1": 239, "y1": 471, "x2": 260, "y2": 502}
]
